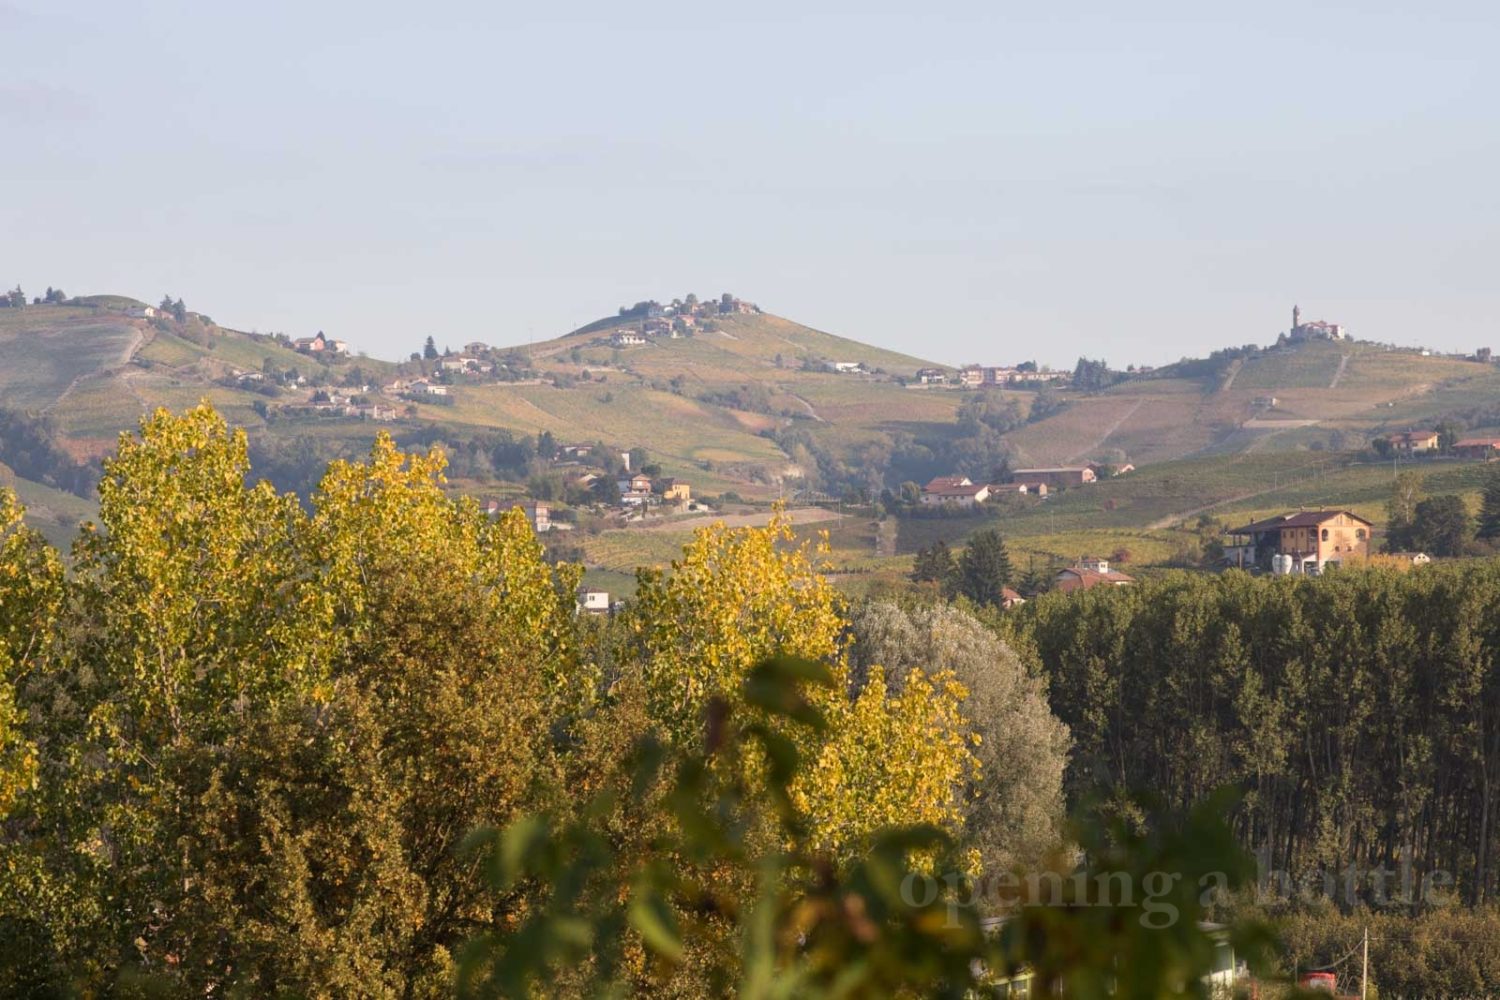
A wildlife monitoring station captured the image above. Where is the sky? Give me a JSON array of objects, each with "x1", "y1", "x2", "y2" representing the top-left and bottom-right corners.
[{"x1": 2, "y1": 1, "x2": 1498, "y2": 366}]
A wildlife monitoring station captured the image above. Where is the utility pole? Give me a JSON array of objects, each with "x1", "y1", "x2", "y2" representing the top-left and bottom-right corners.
[{"x1": 1361, "y1": 926, "x2": 1369, "y2": 1000}]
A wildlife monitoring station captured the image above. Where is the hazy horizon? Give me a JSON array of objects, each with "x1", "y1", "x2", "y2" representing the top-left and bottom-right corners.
[{"x1": 4, "y1": 1, "x2": 1498, "y2": 366}]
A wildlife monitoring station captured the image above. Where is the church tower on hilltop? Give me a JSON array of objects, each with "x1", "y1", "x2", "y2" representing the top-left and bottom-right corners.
[{"x1": 1292, "y1": 304, "x2": 1301, "y2": 331}]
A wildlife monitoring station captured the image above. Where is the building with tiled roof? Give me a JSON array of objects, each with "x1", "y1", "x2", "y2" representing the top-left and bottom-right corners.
[{"x1": 1225, "y1": 509, "x2": 1373, "y2": 574}]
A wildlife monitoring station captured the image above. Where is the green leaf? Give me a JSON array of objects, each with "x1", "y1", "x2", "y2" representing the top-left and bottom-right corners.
[{"x1": 628, "y1": 885, "x2": 684, "y2": 962}]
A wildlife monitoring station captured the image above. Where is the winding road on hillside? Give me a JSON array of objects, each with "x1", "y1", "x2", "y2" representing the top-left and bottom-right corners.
[
  {"x1": 788, "y1": 393, "x2": 824, "y2": 421},
  {"x1": 1329, "y1": 353, "x2": 1350, "y2": 389},
  {"x1": 1145, "y1": 487, "x2": 1278, "y2": 530},
  {"x1": 1144, "y1": 461, "x2": 1346, "y2": 531},
  {"x1": 1218, "y1": 358, "x2": 1243, "y2": 393},
  {"x1": 44, "y1": 324, "x2": 147, "y2": 414}
]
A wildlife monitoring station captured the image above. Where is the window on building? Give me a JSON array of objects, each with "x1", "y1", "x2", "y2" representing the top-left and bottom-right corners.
[
  {"x1": 1356, "y1": 528, "x2": 1367, "y2": 540},
  {"x1": 1321, "y1": 528, "x2": 1330, "y2": 541}
]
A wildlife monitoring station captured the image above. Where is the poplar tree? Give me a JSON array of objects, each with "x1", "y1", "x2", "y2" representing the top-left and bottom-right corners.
[{"x1": 1478, "y1": 466, "x2": 1500, "y2": 540}]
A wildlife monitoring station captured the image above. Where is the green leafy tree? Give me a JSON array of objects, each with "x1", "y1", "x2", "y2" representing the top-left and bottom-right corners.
[
  {"x1": 1437, "y1": 419, "x2": 1463, "y2": 454},
  {"x1": 1384, "y1": 470, "x2": 1424, "y2": 551},
  {"x1": 849, "y1": 601, "x2": 1070, "y2": 873},
  {"x1": 1413, "y1": 493, "x2": 1473, "y2": 556},
  {"x1": 424, "y1": 334, "x2": 439, "y2": 360},
  {"x1": 955, "y1": 528, "x2": 1013, "y2": 607},
  {"x1": 457, "y1": 657, "x2": 1273, "y2": 999}
]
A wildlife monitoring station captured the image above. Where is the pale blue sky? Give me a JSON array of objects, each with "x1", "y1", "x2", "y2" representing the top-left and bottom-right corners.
[{"x1": 3, "y1": 1, "x2": 1497, "y2": 365}]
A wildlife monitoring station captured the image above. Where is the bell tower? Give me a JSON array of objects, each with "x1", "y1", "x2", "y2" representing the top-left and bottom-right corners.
[{"x1": 1292, "y1": 304, "x2": 1301, "y2": 330}]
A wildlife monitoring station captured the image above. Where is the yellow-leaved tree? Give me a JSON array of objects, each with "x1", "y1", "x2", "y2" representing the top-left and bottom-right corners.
[
  {"x1": 1, "y1": 408, "x2": 593, "y2": 997},
  {"x1": 0, "y1": 487, "x2": 61, "y2": 815},
  {"x1": 630, "y1": 515, "x2": 976, "y2": 856}
]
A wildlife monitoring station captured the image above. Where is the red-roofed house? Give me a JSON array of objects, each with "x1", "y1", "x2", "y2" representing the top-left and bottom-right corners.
[
  {"x1": 922, "y1": 482, "x2": 991, "y2": 508},
  {"x1": 1454, "y1": 437, "x2": 1500, "y2": 461},
  {"x1": 1225, "y1": 509, "x2": 1372, "y2": 573},
  {"x1": 1055, "y1": 558, "x2": 1134, "y2": 593}
]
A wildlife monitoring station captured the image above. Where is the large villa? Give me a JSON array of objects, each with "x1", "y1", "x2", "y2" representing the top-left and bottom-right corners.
[{"x1": 1224, "y1": 509, "x2": 1374, "y2": 574}]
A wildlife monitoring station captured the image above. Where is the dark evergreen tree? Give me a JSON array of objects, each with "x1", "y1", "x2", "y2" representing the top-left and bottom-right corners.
[
  {"x1": 910, "y1": 540, "x2": 956, "y2": 585},
  {"x1": 423, "y1": 335, "x2": 438, "y2": 360},
  {"x1": 1413, "y1": 494, "x2": 1473, "y2": 556},
  {"x1": 955, "y1": 528, "x2": 1013, "y2": 607}
]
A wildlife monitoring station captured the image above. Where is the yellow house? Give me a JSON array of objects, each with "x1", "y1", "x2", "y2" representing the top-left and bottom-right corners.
[
  {"x1": 1226, "y1": 509, "x2": 1373, "y2": 573},
  {"x1": 1388, "y1": 430, "x2": 1440, "y2": 454},
  {"x1": 659, "y1": 479, "x2": 691, "y2": 502}
]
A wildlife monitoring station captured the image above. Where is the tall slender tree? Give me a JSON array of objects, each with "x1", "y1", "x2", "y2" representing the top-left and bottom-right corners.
[{"x1": 1479, "y1": 466, "x2": 1500, "y2": 540}]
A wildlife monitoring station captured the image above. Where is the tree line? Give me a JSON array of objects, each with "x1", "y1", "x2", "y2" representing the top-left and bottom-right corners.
[
  {"x1": 1384, "y1": 466, "x2": 1500, "y2": 557},
  {"x1": 1010, "y1": 564, "x2": 1500, "y2": 906},
  {"x1": 0, "y1": 408, "x2": 99, "y2": 498}
]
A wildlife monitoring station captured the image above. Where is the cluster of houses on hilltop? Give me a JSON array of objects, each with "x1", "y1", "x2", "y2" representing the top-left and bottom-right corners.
[{"x1": 607, "y1": 295, "x2": 758, "y2": 348}]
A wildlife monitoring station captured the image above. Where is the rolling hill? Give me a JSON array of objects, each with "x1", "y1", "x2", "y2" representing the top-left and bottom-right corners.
[
  {"x1": 6, "y1": 291, "x2": 1500, "y2": 584},
  {"x1": 1001, "y1": 338, "x2": 1500, "y2": 468}
]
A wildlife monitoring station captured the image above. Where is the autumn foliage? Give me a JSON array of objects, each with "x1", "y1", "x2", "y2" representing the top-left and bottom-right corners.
[{"x1": 0, "y1": 404, "x2": 993, "y2": 996}]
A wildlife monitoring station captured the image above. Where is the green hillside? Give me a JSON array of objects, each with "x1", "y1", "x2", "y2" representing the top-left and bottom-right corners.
[
  {"x1": 9, "y1": 292, "x2": 1500, "y2": 590},
  {"x1": 0, "y1": 300, "x2": 397, "y2": 457},
  {"x1": 1003, "y1": 339, "x2": 1500, "y2": 468}
]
